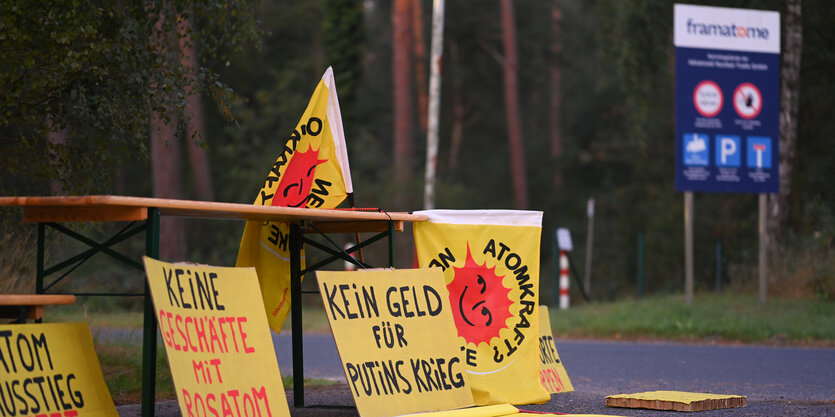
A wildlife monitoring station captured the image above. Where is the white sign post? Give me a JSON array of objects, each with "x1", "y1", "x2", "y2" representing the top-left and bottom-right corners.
[{"x1": 584, "y1": 198, "x2": 594, "y2": 297}]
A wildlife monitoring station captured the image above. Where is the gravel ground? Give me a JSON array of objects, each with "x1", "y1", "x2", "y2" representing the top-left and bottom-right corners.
[{"x1": 116, "y1": 385, "x2": 835, "y2": 417}]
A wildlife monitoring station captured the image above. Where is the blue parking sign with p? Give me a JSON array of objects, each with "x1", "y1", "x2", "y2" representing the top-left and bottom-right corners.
[{"x1": 716, "y1": 135, "x2": 740, "y2": 167}]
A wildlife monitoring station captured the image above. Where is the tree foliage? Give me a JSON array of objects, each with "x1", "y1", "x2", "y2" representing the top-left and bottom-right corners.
[
  {"x1": 2, "y1": 0, "x2": 832, "y2": 300},
  {"x1": 0, "y1": 0, "x2": 259, "y2": 194}
]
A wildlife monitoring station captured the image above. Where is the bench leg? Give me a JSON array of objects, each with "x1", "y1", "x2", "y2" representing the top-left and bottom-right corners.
[
  {"x1": 142, "y1": 208, "x2": 160, "y2": 417},
  {"x1": 290, "y1": 222, "x2": 304, "y2": 407}
]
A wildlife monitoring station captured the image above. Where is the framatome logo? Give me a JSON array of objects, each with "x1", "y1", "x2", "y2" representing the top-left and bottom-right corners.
[{"x1": 686, "y1": 18, "x2": 770, "y2": 41}]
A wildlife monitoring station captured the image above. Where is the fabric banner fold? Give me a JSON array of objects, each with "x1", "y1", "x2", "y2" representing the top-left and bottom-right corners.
[{"x1": 413, "y1": 210, "x2": 550, "y2": 405}]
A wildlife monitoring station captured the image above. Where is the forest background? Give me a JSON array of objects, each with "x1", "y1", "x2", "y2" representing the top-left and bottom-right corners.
[{"x1": 1, "y1": 0, "x2": 832, "y2": 307}]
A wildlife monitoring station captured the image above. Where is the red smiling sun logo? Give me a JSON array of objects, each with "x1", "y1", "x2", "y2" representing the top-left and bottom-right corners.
[
  {"x1": 271, "y1": 147, "x2": 328, "y2": 208},
  {"x1": 447, "y1": 244, "x2": 513, "y2": 346}
]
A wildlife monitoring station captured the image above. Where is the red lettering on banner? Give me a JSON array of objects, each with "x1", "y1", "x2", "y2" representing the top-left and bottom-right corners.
[
  {"x1": 156, "y1": 311, "x2": 255, "y2": 355},
  {"x1": 271, "y1": 289, "x2": 289, "y2": 318},
  {"x1": 218, "y1": 317, "x2": 230, "y2": 353},
  {"x1": 539, "y1": 368, "x2": 566, "y2": 392},
  {"x1": 167, "y1": 311, "x2": 180, "y2": 351},
  {"x1": 195, "y1": 317, "x2": 209, "y2": 352},
  {"x1": 251, "y1": 386, "x2": 271, "y2": 417},
  {"x1": 29, "y1": 413, "x2": 78, "y2": 417},
  {"x1": 177, "y1": 315, "x2": 187, "y2": 351},
  {"x1": 221, "y1": 392, "x2": 233, "y2": 417},
  {"x1": 210, "y1": 359, "x2": 223, "y2": 383},
  {"x1": 237, "y1": 318, "x2": 255, "y2": 354},
  {"x1": 159, "y1": 309, "x2": 171, "y2": 347},
  {"x1": 209, "y1": 318, "x2": 222, "y2": 354},
  {"x1": 185, "y1": 317, "x2": 198, "y2": 352},
  {"x1": 227, "y1": 390, "x2": 241, "y2": 417},
  {"x1": 206, "y1": 393, "x2": 219, "y2": 417},
  {"x1": 218, "y1": 317, "x2": 240, "y2": 353},
  {"x1": 183, "y1": 389, "x2": 195, "y2": 417},
  {"x1": 181, "y1": 387, "x2": 270, "y2": 417}
]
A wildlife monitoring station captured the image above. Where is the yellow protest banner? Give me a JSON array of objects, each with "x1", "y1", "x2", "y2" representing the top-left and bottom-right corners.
[
  {"x1": 537, "y1": 306, "x2": 573, "y2": 394},
  {"x1": 413, "y1": 210, "x2": 550, "y2": 406},
  {"x1": 0, "y1": 322, "x2": 117, "y2": 417},
  {"x1": 316, "y1": 269, "x2": 475, "y2": 417},
  {"x1": 143, "y1": 257, "x2": 291, "y2": 417},
  {"x1": 237, "y1": 66, "x2": 354, "y2": 333}
]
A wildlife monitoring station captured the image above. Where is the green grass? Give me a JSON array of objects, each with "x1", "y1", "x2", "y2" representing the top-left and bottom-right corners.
[
  {"x1": 93, "y1": 341, "x2": 175, "y2": 404},
  {"x1": 47, "y1": 304, "x2": 145, "y2": 328},
  {"x1": 549, "y1": 293, "x2": 835, "y2": 345}
]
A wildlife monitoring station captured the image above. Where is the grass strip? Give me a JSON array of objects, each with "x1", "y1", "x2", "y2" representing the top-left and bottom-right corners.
[
  {"x1": 93, "y1": 339, "x2": 175, "y2": 404},
  {"x1": 548, "y1": 293, "x2": 835, "y2": 345}
]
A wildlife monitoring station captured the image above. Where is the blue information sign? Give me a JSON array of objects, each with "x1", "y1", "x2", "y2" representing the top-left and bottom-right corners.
[{"x1": 674, "y1": 4, "x2": 780, "y2": 193}]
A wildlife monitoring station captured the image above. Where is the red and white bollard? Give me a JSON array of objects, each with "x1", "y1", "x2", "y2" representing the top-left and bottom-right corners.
[
  {"x1": 344, "y1": 243, "x2": 357, "y2": 271},
  {"x1": 559, "y1": 250, "x2": 570, "y2": 309}
]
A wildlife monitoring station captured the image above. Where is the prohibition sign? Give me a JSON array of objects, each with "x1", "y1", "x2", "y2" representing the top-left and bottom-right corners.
[
  {"x1": 693, "y1": 80, "x2": 723, "y2": 117},
  {"x1": 733, "y1": 82, "x2": 762, "y2": 119}
]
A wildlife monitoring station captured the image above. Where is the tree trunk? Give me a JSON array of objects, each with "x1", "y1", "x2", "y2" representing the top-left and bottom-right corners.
[
  {"x1": 500, "y1": 0, "x2": 528, "y2": 209},
  {"x1": 392, "y1": 0, "x2": 414, "y2": 196},
  {"x1": 151, "y1": 112, "x2": 188, "y2": 261},
  {"x1": 549, "y1": 1, "x2": 563, "y2": 188},
  {"x1": 46, "y1": 115, "x2": 68, "y2": 195},
  {"x1": 412, "y1": 0, "x2": 428, "y2": 134},
  {"x1": 768, "y1": 0, "x2": 802, "y2": 245},
  {"x1": 178, "y1": 14, "x2": 214, "y2": 201},
  {"x1": 448, "y1": 41, "x2": 464, "y2": 174},
  {"x1": 151, "y1": 12, "x2": 187, "y2": 261}
]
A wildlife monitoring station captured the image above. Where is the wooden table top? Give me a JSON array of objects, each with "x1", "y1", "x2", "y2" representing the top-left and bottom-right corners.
[
  {"x1": 0, "y1": 294, "x2": 76, "y2": 306},
  {"x1": 0, "y1": 195, "x2": 427, "y2": 225}
]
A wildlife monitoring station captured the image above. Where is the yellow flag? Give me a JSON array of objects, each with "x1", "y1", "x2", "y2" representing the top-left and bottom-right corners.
[
  {"x1": 237, "y1": 67, "x2": 353, "y2": 333},
  {"x1": 413, "y1": 210, "x2": 550, "y2": 406}
]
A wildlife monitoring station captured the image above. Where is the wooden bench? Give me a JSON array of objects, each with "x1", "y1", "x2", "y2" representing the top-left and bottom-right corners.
[
  {"x1": 0, "y1": 294, "x2": 76, "y2": 322},
  {"x1": 0, "y1": 195, "x2": 427, "y2": 413}
]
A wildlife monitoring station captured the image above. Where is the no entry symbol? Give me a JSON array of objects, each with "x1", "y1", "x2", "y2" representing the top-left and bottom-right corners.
[
  {"x1": 733, "y1": 83, "x2": 762, "y2": 119},
  {"x1": 693, "y1": 80, "x2": 723, "y2": 118}
]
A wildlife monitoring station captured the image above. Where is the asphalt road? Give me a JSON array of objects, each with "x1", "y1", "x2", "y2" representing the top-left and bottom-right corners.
[
  {"x1": 272, "y1": 333, "x2": 835, "y2": 415},
  {"x1": 110, "y1": 330, "x2": 835, "y2": 416}
]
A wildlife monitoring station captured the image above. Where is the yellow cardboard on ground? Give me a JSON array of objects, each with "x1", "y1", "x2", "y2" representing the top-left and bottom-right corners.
[
  {"x1": 409, "y1": 404, "x2": 519, "y2": 417},
  {"x1": 606, "y1": 390, "x2": 747, "y2": 411},
  {"x1": 522, "y1": 414, "x2": 623, "y2": 416},
  {"x1": 143, "y1": 257, "x2": 291, "y2": 417},
  {"x1": 537, "y1": 306, "x2": 573, "y2": 394},
  {"x1": 0, "y1": 322, "x2": 117, "y2": 417},
  {"x1": 413, "y1": 210, "x2": 550, "y2": 406},
  {"x1": 316, "y1": 269, "x2": 474, "y2": 417}
]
